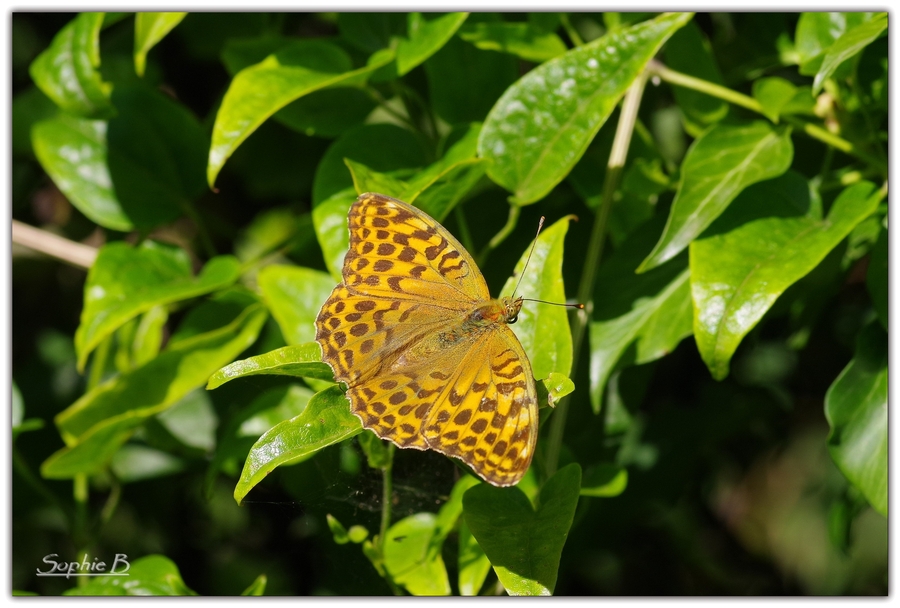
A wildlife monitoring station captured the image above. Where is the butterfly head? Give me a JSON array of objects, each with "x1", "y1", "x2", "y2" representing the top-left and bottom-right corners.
[{"x1": 501, "y1": 296, "x2": 524, "y2": 325}]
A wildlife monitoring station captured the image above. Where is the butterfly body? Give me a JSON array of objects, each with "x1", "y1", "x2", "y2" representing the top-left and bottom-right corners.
[{"x1": 315, "y1": 193, "x2": 537, "y2": 487}]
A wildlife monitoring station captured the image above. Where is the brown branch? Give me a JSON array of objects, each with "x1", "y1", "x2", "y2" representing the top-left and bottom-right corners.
[{"x1": 12, "y1": 220, "x2": 98, "y2": 269}]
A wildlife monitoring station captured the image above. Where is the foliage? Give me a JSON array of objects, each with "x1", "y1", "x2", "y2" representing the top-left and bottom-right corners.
[{"x1": 12, "y1": 11, "x2": 887, "y2": 596}]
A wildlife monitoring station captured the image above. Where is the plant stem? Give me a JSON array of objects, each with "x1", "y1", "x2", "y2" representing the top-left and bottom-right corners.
[
  {"x1": 12, "y1": 220, "x2": 97, "y2": 268},
  {"x1": 544, "y1": 71, "x2": 648, "y2": 478},
  {"x1": 560, "y1": 13, "x2": 585, "y2": 47},
  {"x1": 378, "y1": 444, "x2": 395, "y2": 551}
]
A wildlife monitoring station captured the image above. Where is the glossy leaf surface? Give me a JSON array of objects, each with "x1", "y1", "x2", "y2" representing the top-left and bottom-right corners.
[
  {"x1": 479, "y1": 12, "x2": 692, "y2": 205},
  {"x1": 463, "y1": 463, "x2": 581, "y2": 595},
  {"x1": 234, "y1": 385, "x2": 362, "y2": 504},
  {"x1": 691, "y1": 180, "x2": 880, "y2": 380},
  {"x1": 29, "y1": 12, "x2": 113, "y2": 117},
  {"x1": 208, "y1": 41, "x2": 394, "y2": 186},
  {"x1": 639, "y1": 121, "x2": 794, "y2": 271},
  {"x1": 75, "y1": 241, "x2": 240, "y2": 370},
  {"x1": 207, "y1": 343, "x2": 333, "y2": 390},
  {"x1": 134, "y1": 12, "x2": 187, "y2": 76}
]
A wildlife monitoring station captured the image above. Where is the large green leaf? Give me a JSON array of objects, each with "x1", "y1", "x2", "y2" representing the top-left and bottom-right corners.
[
  {"x1": 208, "y1": 41, "x2": 395, "y2": 186},
  {"x1": 589, "y1": 219, "x2": 693, "y2": 413},
  {"x1": 638, "y1": 121, "x2": 794, "y2": 272},
  {"x1": 463, "y1": 463, "x2": 581, "y2": 595},
  {"x1": 63, "y1": 555, "x2": 196, "y2": 596},
  {"x1": 499, "y1": 216, "x2": 573, "y2": 381},
  {"x1": 813, "y1": 13, "x2": 887, "y2": 94},
  {"x1": 825, "y1": 322, "x2": 887, "y2": 516},
  {"x1": 458, "y1": 22, "x2": 567, "y2": 62},
  {"x1": 43, "y1": 293, "x2": 267, "y2": 478},
  {"x1": 478, "y1": 12, "x2": 692, "y2": 205},
  {"x1": 29, "y1": 12, "x2": 113, "y2": 117},
  {"x1": 793, "y1": 12, "x2": 873, "y2": 75},
  {"x1": 394, "y1": 12, "x2": 469, "y2": 76},
  {"x1": 691, "y1": 180, "x2": 880, "y2": 380},
  {"x1": 134, "y1": 12, "x2": 187, "y2": 77},
  {"x1": 257, "y1": 265, "x2": 335, "y2": 345},
  {"x1": 206, "y1": 343, "x2": 333, "y2": 390},
  {"x1": 233, "y1": 385, "x2": 362, "y2": 505},
  {"x1": 32, "y1": 84, "x2": 209, "y2": 232},
  {"x1": 75, "y1": 241, "x2": 240, "y2": 371}
]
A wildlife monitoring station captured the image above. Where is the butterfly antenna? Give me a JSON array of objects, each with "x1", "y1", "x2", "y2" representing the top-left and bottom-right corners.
[
  {"x1": 520, "y1": 298, "x2": 584, "y2": 310},
  {"x1": 511, "y1": 216, "x2": 545, "y2": 300}
]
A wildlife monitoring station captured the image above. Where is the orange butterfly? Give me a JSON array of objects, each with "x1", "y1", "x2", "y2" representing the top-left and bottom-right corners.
[{"x1": 315, "y1": 193, "x2": 537, "y2": 486}]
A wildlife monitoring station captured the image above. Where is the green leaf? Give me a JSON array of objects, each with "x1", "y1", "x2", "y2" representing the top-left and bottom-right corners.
[
  {"x1": 75, "y1": 241, "x2": 240, "y2": 371},
  {"x1": 383, "y1": 475, "x2": 477, "y2": 596},
  {"x1": 662, "y1": 20, "x2": 728, "y2": 132},
  {"x1": 542, "y1": 372, "x2": 574, "y2": 408},
  {"x1": 458, "y1": 519, "x2": 491, "y2": 596},
  {"x1": 866, "y1": 225, "x2": 887, "y2": 330},
  {"x1": 234, "y1": 385, "x2": 361, "y2": 505},
  {"x1": 813, "y1": 13, "x2": 887, "y2": 94},
  {"x1": 357, "y1": 431, "x2": 392, "y2": 469},
  {"x1": 327, "y1": 513, "x2": 351, "y2": 544},
  {"x1": 348, "y1": 525, "x2": 369, "y2": 544},
  {"x1": 63, "y1": 555, "x2": 196, "y2": 596},
  {"x1": 794, "y1": 12, "x2": 868, "y2": 74},
  {"x1": 32, "y1": 84, "x2": 209, "y2": 232},
  {"x1": 43, "y1": 293, "x2": 267, "y2": 479},
  {"x1": 425, "y1": 34, "x2": 518, "y2": 125},
  {"x1": 206, "y1": 343, "x2": 333, "y2": 390},
  {"x1": 394, "y1": 12, "x2": 469, "y2": 76},
  {"x1": 825, "y1": 322, "x2": 887, "y2": 516},
  {"x1": 345, "y1": 124, "x2": 486, "y2": 221},
  {"x1": 500, "y1": 216, "x2": 574, "y2": 380},
  {"x1": 208, "y1": 41, "x2": 395, "y2": 187},
  {"x1": 240, "y1": 575, "x2": 267, "y2": 596},
  {"x1": 580, "y1": 464, "x2": 628, "y2": 497},
  {"x1": 691, "y1": 179, "x2": 880, "y2": 380},
  {"x1": 458, "y1": 22, "x2": 567, "y2": 62},
  {"x1": 312, "y1": 123, "x2": 428, "y2": 205},
  {"x1": 589, "y1": 218, "x2": 693, "y2": 413},
  {"x1": 752, "y1": 77, "x2": 800, "y2": 122},
  {"x1": 463, "y1": 463, "x2": 581, "y2": 595},
  {"x1": 478, "y1": 12, "x2": 692, "y2": 205},
  {"x1": 134, "y1": 12, "x2": 187, "y2": 77},
  {"x1": 257, "y1": 265, "x2": 335, "y2": 345},
  {"x1": 638, "y1": 121, "x2": 794, "y2": 272},
  {"x1": 130, "y1": 306, "x2": 168, "y2": 369},
  {"x1": 29, "y1": 12, "x2": 113, "y2": 117},
  {"x1": 313, "y1": 187, "x2": 360, "y2": 281},
  {"x1": 383, "y1": 513, "x2": 451, "y2": 595}
]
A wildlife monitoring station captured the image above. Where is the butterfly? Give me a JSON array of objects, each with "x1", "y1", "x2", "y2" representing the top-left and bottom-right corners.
[{"x1": 315, "y1": 193, "x2": 537, "y2": 487}]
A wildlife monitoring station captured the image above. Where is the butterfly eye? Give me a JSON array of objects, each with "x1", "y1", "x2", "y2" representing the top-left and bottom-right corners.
[{"x1": 508, "y1": 313, "x2": 518, "y2": 324}]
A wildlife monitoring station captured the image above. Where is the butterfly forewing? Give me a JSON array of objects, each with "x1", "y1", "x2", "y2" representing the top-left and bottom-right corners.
[{"x1": 315, "y1": 192, "x2": 539, "y2": 487}]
